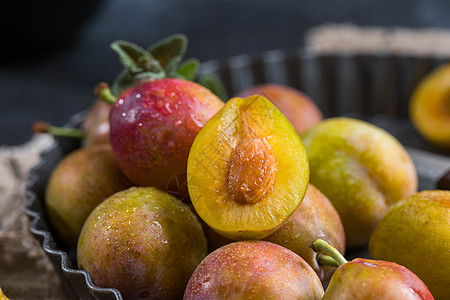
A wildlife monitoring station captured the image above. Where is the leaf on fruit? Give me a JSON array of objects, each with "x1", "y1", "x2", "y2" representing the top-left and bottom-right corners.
[
  {"x1": 199, "y1": 74, "x2": 228, "y2": 102},
  {"x1": 175, "y1": 58, "x2": 200, "y2": 81},
  {"x1": 148, "y1": 34, "x2": 188, "y2": 75},
  {"x1": 109, "y1": 35, "x2": 198, "y2": 96},
  {"x1": 111, "y1": 40, "x2": 154, "y2": 74},
  {"x1": 111, "y1": 69, "x2": 137, "y2": 97},
  {"x1": 135, "y1": 71, "x2": 166, "y2": 81}
]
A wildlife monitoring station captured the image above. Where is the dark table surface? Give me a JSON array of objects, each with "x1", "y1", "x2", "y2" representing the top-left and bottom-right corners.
[{"x1": 1, "y1": 0, "x2": 450, "y2": 146}]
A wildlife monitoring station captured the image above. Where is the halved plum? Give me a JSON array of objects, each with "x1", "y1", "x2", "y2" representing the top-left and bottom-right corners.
[{"x1": 187, "y1": 95, "x2": 309, "y2": 240}]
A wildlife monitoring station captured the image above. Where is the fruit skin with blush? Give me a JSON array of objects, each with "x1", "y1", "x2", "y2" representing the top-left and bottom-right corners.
[
  {"x1": 33, "y1": 99, "x2": 112, "y2": 147},
  {"x1": 183, "y1": 240, "x2": 324, "y2": 300},
  {"x1": 323, "y1": 259, "x2": 434, "y2": 300},
  {"x1": 409, "y1": 63, "x2": 450, "y2": 149},
  {"x1": 109, "y1": 78, "x2": 224, "y2": 200},
  {"x1": 45, "y1": 144, "x2": 132, "y2": 247},
  {"x1": 187, "y1": 94, "x2": 310, "y2": 240},
  {"x1": 369, "y1": 190, "x2": 450, "y2": 300},
  {"x1": 81, "y1": 99, "x2": 112, "y2": 147},
  {"x1": 313, "y1": 239, "x2": 434, "y2": 300},
  {"x1": 301, "y1": 117, "x2": 418, "y2": 248},
  {"x1": 206, "y1": 184, "x2": 346, "y2": 284},
  {"x1": 263, "y1": 184, "x2": 345, "y2": 283},
  {"x1": 238, "y1": 83, "x2": 323, "y2": 134},
  {"x1": 77, "y1": 186, "x2": 208, "y2": 300}
]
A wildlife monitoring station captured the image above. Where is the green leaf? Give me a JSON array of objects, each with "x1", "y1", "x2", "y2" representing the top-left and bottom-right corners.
[
  {"x1": 111, "y1": 69, "x2": 137, "y2": 97},
  {"x1": 199, "y1": 74, "x2": 228, "y2": 102},
  {"x1": 148, "y1": 34, "x2": 188, "y2": 75},
  {"x1": 142, "y1": 58, "x2": 166, "y2": 75},
  {"x1": 110, "y1": 40, "x2": 153, "y2": 73},
  {"x1": 174, "y1": 58, "x2": 199, "y2": 80},
  {"x1": 135, "y1": 71, "x2": 166, "y2": 81}
]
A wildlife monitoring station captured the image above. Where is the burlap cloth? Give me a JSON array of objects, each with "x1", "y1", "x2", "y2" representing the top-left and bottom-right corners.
[
  {"x1": 0, "y1": 135, "x2": 68, "y2": 299},
  {"x1": 1, "y1": 24, "x2": 450, "y2": 299}
]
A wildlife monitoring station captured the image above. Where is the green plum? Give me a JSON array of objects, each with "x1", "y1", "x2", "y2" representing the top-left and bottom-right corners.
[
  {"x1": 369, "y1": 190, "x2": 450, "y2": 299},
  {"x1": 77, "y1": 187, "x2": 208, "y2": 300},
  {"x1": 45, "y1": 145, "x2": 132, "y2": 247},
  {"x1": 301, "y1": 117, "x2": 418, "y2": 248}
]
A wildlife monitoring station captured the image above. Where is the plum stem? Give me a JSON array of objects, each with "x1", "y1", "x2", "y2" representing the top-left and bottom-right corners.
[
  {"x1": 318, "y1": 254, "x2": 340, "y2": 268},
  {"x1": 95, "y1": 82, "x2": 117, "y2": 105},
  {"x1": 313, "y1": 239, "x2": 348, "y2": 267},
  {"x1": 33, "y1": 121, "x2": 84, "y2": 138}
]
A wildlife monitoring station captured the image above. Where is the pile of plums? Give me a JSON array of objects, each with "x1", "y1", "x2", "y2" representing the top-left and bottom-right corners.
[{"x1": 40, "y1": 35, "x2": 450, "y2": 300}]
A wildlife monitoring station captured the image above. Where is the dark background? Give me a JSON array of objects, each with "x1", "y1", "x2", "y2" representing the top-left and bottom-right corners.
[{"x1": 1, "y1": 0, "x2": 450, "y2": 145}]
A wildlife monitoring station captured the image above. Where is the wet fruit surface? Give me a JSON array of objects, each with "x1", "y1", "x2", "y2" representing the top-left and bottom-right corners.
[
  {"x1": 205, "y1": 184, "x2": 346, "y2": 284},
  {"x1": 187, "y1": 95, "x2": 309, "y2": 240},
  {"x1": 301, "y1": 117, "x2": 418, "y2": 248},
  {"x1": 77, "y1": 187, "x2": 208, "y2": 300},
  {"x1": 263, "y1": 184, "x2": 346, "y2": 283},
  {"x1": 34, "y1": 34, "x2": 450, "y2": 299},
  {"x1": 110, "y1": 78, "x2": 224, "y2": 200},
  {"x1": 45, "y1": 145, "x2": 132, "y2": 247},
  {"x1": 323, "y1": 258, "x2": 434, "y2": 300},
  {"x1": 184, "y1": 240, "x2": 324, "y2": 299},
  {"x1": 369, "y1": 190, "x2": 450, "y2": 299}
]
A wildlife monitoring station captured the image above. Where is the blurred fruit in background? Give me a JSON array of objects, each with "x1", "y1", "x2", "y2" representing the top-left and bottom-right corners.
[
  {"x1": 409, "y1": 63, "x2": 450, "y2": 149},
  {"x1": 238, "y1": 83, "x2": 323, "y2": 135}
]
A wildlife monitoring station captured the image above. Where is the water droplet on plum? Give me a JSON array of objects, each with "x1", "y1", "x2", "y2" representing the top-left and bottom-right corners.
[{"x1": 152, "y1": 221, "x2": 162, "y2": 228}]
